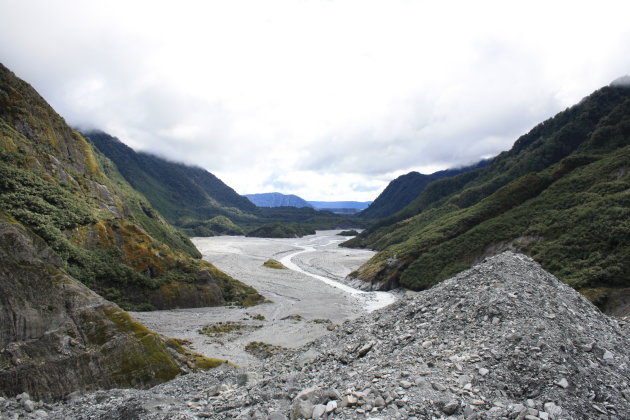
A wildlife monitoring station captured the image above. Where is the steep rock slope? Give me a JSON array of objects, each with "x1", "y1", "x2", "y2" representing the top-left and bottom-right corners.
[
  {"x1": 0, "y1": 218, "x2": 224, "y2": 401},
  {"x1": 245, "y1": 192, "x2": 313, "y2": 208},
  {"x1": 344, "y1": 80, "x2": 630, "y2": 307},
  {"x1": 46, "y1": 253, "x2": 630, "y2": 419},
  {"x1": 359, "y1": 160, "x2": 489, "y2": 220},
  {"x1": 0, "y1": 63, "x2": 262, "y2": 310}
]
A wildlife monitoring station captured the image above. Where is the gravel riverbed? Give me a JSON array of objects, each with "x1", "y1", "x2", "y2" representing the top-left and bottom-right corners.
[
  {"x1": 41, "y1": 251, "x2": 630, "y2": 420},
  {"x1": 131, "y1": 230, "x2": 396, "y2": 368}
]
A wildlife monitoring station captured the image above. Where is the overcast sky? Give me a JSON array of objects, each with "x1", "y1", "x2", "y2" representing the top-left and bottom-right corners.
[{"x1": 1, "y1": 1, "x2": 629, "y2": 201}]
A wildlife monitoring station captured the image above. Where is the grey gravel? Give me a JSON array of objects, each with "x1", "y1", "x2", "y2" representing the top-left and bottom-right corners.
[{"x1": 41, "y1": 252, "x2": 630, "y2": 419}]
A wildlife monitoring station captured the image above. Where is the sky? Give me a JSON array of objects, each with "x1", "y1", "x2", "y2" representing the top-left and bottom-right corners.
[{"x1": 1, "y1": 1, "x2": 629, "y2": 201}]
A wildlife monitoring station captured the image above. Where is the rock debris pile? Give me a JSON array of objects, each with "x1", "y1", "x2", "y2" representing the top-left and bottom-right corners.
[{"x1": 19, "y1": 252, "x2": 630, "y2": 419}]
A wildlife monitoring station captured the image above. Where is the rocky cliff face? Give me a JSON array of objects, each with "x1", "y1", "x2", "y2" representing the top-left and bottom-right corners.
[
  {"x1": 41, "y1": 252, "x2": 630, "y2": 419},
  {"x1": 0, "y1": 218, "x2": 226, "y2": 402}
]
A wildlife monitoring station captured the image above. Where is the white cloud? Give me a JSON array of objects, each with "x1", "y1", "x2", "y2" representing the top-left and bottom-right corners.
[{"x1": 1, "y1": 0, "x2": 629, "y2": 201}]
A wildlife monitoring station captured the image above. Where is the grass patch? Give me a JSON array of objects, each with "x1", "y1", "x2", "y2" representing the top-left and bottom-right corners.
[
  {"x1": 244, "y1": 341, "x2": 287, "y2": 359},
  {"x1": 198, "y1": 322, "x2": 247, "y2": 336},
  {"x1": 170, "y1": 337, "x2": 193, "y2": 346},
  {"x1": 263, "y1": 258, "x2": 287, "y2": 269},
  {"x1": 190, "y1": 355, "x2": 227, "y2": 369},
  {"x1": 197, "y1": 321, "x2": 261, "y2": 338}
]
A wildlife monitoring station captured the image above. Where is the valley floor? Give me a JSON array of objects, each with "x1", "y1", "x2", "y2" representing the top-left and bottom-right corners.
[
  {"x1": 45, "y1": 251, "x2": 630, "y2": 419},
  {"x1": 131, "y1": 230, "x2": 396, "y2": 367}
]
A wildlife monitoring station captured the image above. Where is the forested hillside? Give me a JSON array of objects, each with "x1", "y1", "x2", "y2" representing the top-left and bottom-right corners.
[
  {"x1": 86, "y1": 131, "x2": 257, "y2": 222},
  {"x1": 358, "y1": 160, "x2": 489, "y2": 220},
  {"x1": 344, "y1": 80, "x2": 630, "y2": 309},
  {"x1": 88, "y1": 131, "x2": 363, "y2": 236},
  {"x1": 0, "y1": 64, "x2": 261, "y2": 311},
  {"x1": 245, "y1": 192, "x2": 312, "y2": 208}
]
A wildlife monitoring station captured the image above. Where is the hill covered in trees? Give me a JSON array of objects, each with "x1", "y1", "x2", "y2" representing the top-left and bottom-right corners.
[
  {"x1": 0, "y1": 64, "x2": 262, "y2": 311},
  {"x1": 358, "y1": 160, "x2": 490, "y2": 220},
  {"x1": 344, "y1": 79, "x2": 630, "y2": 310},
  {"x1": 85, "y1": 131, "x2": 257, "y2": 223}
]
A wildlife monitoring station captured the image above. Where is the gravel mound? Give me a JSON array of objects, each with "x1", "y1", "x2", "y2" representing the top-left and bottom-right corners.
[{"x1": 40, "y1": 252, "x2": 630, "y2": 419}]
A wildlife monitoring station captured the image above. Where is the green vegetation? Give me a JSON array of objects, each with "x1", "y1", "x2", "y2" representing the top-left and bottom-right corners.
[
  {"x1": 310, "y1": 318, "x2": 332, "y2": 324},
  {"x1": 0, "y1": 63, "x2": 262, "y2": 310},
  {"x1": 170, "y1": 337, "x2": 193, "y2": 346},
  {"x1": 0, "y1": 214, "x2": 227, "y2": 398},
  {"x1": 80, "y1": 301, "x2": 232, "y2": 383},
  {"x1": 242, "y1": 207, "x2": 365, "y2": 237},
  {"x1": 281, "y1": 314, "x2": 303, "y2": 322},
  {"x1": 337, "y1": 230, "x2": 359, "y2": 236},
  {"x1": 244, "y1": 341, "x2": 287, "y2": 359},
  {"x1": 197, "y1": 321, "x2": 263, "y2": 338},
  {"x1": 247, "y1": 222, "x2": 315, "y2": 238},
  {"x1": 198, "y1": 321, "x2": 249, "y2": 336},
  {"x1": 92, "y1": 149, "x2": 201, "y2": 258},
  {"x1": 85, "y1": 130, "x2": 257, "y2": 222},
  {"x1": 346, "y1": 82, "x2": 630, "y2": 309},
  {"x1": 190, "y1": 356, "x2": 228, "y2": 369},
  {"x1": 263, "y1": 258, "x2": 287, "y2": 269},
  {"x1": 358, "y1": 161, "x2": 489, "y2": 220},
  {"x1": 86, "y1": 130, "x2": 364, "y2": 237},
  {"x1": 180, "y1": 215, "x2": 244, "y2": 237},
  {"x1": 88, "y1": 306, "x2": 183, "y2": 384}
]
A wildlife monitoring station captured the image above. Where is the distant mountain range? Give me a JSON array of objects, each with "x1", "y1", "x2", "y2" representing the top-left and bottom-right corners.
[
  {"x1": 245, "y1": 192, "x2": 371, "y2": 214},
  {"x1": 86, "y1": 133, "x2": 359, "y2": 236},
  {"x1": 309, "y1": 201, "x2": 372, "y2": 212},
  {"x1": 245, "y1": 192, "x2": 312, "y2": 208}
]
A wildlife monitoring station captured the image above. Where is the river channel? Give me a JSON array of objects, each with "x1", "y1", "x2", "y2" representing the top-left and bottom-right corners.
[{"x1": 131, "y1": 230, "x2": 396, "y2": 367}]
